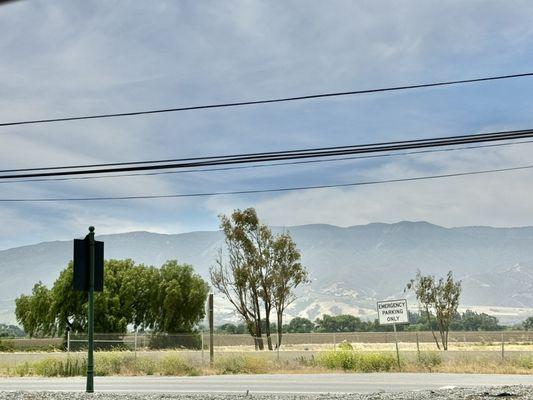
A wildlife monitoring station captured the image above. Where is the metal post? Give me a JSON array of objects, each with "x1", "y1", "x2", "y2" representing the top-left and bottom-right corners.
[
  {"x1": 393, "y1": 324, "x2": 401, "y2": 369},
  {"x1": 501, "y1": 333, "x2": 505, "y2": 360},
  {"x1": 67, "y1": 329, "x2": 71, "y2": 354},
  {"x1": 201, "y1": 330, "x2": 205, "y2": 365},
  {"x1": 333, "y1": 332, "x2": 336, "y2": 350},
  {"x1": 209, "y1": 294, "x2": 214, "y2": 367},
  {"x1": 134, "y1": 328, "x2": 138, "y2": 358},
  {"x1": 416, "y1": 332, "x2": 420, "y2": 360},
  {"x1": 86, "y1": 226, "x2": 95, "y2": 393}
]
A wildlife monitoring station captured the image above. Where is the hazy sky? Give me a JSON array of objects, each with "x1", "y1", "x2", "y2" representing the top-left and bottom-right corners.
[{"x1": 2, "y1": 1, "x2": 533, "y2": 249}]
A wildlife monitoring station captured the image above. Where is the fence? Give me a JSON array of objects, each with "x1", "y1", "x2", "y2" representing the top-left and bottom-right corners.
[{"x1": 3, "y1": 331, "x2": 533, "y2": 353}]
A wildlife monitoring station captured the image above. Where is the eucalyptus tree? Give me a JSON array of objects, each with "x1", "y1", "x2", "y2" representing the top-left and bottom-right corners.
[
  {"x1": 406, "y1": 270, "x2": 461, "y2": 350},
  {"x1": 211, "y1": 208, "x2": 308, "y2": 350}
]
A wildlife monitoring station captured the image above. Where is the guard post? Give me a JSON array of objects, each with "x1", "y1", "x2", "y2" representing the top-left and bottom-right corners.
[{"x1": 73, "y1": 226, "x2": 104, "y2": 393}]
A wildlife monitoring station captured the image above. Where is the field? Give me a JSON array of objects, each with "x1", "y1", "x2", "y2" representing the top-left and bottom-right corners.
[{"x1": 1, "y1": 331, "x2": 533, "y2": 377}]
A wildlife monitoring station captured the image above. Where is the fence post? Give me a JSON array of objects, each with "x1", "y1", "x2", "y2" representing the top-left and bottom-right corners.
[
  {"x1": 501, "y1": 333, "x2": 505, "y2": 361},
  {"x1": 134, "y1": 329, "x2": 137, "y2": 358},
  {"x1": 416, "y1": 333, "x2": 420, "y2": 360},
  {"x1": 201, "y1": 330, "x2": 205, "y2": 365}
]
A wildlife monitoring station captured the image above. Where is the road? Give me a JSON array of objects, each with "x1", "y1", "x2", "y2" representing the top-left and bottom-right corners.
[{"x1": 0, "y1": 373, "x2": 531, "y2": 394}]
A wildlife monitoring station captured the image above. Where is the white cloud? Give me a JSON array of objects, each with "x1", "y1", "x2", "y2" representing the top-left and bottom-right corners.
[{"x1": 2, "y1": 1, "x2": 533, "y2": 247}]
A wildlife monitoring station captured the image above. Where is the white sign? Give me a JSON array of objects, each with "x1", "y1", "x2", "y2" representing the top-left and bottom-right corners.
[{"x1": 377, "y1": 299, "x2": 409, "y2": 325}]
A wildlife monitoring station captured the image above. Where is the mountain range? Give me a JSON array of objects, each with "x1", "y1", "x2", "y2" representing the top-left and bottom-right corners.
[{"x1": 1, "y1": 221, "x2": 532, "y2": 325}]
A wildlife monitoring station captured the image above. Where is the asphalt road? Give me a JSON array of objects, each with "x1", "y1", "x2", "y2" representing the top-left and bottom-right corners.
[{"x1": 0, "y1": 373, "x2": 532, "y2": 394}]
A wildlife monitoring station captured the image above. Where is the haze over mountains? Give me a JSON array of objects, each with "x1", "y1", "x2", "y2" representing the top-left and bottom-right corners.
[{"x1": 1, "y1": 221, "x2": 532, "y2": 325}]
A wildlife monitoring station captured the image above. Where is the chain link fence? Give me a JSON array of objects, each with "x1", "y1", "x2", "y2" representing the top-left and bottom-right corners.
[{"x1": 3, "y1": 331, "x2": 533, "y2": 354}]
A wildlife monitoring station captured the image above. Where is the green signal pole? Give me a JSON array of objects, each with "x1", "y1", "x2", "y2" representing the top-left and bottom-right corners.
[{"x1": 86, "y1": 226, "x2": 95, "y2": 393}]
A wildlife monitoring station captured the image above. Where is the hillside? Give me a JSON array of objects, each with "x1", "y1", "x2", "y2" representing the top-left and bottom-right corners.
[{"x1": 1, "y1": 221, "x2": 533, "y2": 325}]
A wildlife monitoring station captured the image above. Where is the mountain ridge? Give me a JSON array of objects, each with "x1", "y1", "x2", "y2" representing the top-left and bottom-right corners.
[{"x1": 1, "y1": 220, "x2": 533, "y2": 325}]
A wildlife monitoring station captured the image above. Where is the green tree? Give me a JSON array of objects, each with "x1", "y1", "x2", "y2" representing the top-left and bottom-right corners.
[
  {"x1": 406, "y1": 271, "x2": 461, "y2": 350},
  {"x1": 211, "y1": 209, "x2": 277, "y2": 349},
  {"x1": 314, "y1": 314, "x2": 367, "y2": 332},
  {"x1": 210, "y1": 208, "x2": 309, "y2": 350},
  {"x1": 15, "y1": 282, "x2": 54, "y2": 337},
  {"x1": 272, "y1": 232, "x2": 308, "y2": 346},
  {"x1": 15, "y1": 259, "x2": 208, "y2": 336},
  {"x1": 523, "y1": 317, "x2": 533, "y2": 331},
  {"x1": 286, "y1": 317, "x2": 314, "y2": 333},
  {"x1": 154, "y1": 260, "x2": 209, "y2": 333}
]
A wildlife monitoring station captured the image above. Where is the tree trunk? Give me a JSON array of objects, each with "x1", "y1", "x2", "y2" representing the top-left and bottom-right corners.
[
  {"x1": 425, "y1": 306, "x2": 441, "y2": 350},
  {"x1": 277, "y1": 311, "x2": 283, "y2": 348},
  {"x1": 264, "y1": 304, "x2": 273, "y2": 350}
]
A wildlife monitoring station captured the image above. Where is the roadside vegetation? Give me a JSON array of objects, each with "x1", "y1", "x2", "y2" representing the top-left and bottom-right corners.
[{"x1": 2, "y1": 349, "x2": 532, "y2": 377}]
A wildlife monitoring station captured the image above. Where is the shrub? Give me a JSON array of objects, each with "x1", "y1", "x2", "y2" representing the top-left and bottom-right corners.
[
  {"x1": 317, "y1": 350, "x2": 396, "y2": 372},
  {"x1": 159, "y1": 354, "x2": 198, "y2": 376},
  {"x1": 0, "y1": 339, "x2": 15, "y2": 352},
  {"x1": 214, "y1": 355, "x2": 266, "y2": 374},
  {"x1": 417, "y1": 352, "x2": 443, "y2": 371},
  {"x1": 15, "y1": 362, "x2": 31, "y2": 377},
  {"x1": 94, "y1": 353, "x2": 136, "y2": 376},
  {"x1": 513, "y1": 356, "x2": 533, "y2": 370},
  {"x1": 338, "y1": 340, "x2": 353, "y2": 351}
]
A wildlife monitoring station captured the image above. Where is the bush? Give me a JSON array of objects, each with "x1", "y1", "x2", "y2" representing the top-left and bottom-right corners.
[
  {"x1": 95, "y1": 353, "x2": 133, "y2": 376},
  {"x1": 214, "y1": 355, "x2": 266, "y2": 374},
  {"x1": 417, "y1": 352, "x2": 442, "y2": 371},
  {"x1": 338, "y1": 340, "x2": 353, "y2": 351},
  {"x1": 513, "y1": 356, "x2": 533, "y2": 370},
  {"x1": 15, "y1": 362, "x2": 31, "y2": 377},
  {"x1": 32, "y1": 357, "x2": 86, "y2": 377},
  {"x1": 317, "y1": 350, "x2": 396, "y2": 372},
  {"x1": 0, "y1": 339, "x2": 15, "y2": 352},
  {"x1": 159, "y1": 354, "x2": 199, "y2": 376}
]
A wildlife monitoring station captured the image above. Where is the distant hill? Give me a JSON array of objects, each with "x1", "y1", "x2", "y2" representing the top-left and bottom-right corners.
[{"x1": 1, "y1": 221, "x2": 532, "y2": 325}]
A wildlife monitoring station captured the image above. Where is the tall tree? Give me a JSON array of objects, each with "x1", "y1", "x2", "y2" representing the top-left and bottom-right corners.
[
  {"x1": 15, "y1": 282, "x2": 54, "y2": 337},
  {"x1": 406, "y1": 270, "x2": 461, "y2": 350},
  {"x1": 211, "y1": 208, "x2": 308, "y2": 350},
  {"x1": 210, "y1": 209, "x2": 270, "y2": 349},
  {"x1": 15, "y1": 259, "x2": 208, "y2": 336},
  {"x1": 155, "y1": 260, "x2": 209, "y2": 333},
  {"x1": 272, "y1": 232, "x2": 308, "y2": 346}
]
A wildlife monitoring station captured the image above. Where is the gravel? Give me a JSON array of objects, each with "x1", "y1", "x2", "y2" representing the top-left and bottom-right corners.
[{"x1": 0, "y1": 386, "x2": 532, "y2": 400}]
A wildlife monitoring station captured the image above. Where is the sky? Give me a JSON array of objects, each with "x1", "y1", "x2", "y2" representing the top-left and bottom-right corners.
[{"x1": 2, "y1": 0, "x2": 533, "y2": 249}]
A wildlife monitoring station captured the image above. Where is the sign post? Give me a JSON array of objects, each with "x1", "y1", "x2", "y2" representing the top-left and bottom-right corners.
[
  {"x1": 73, "y1": 226, "x2": 104, "y2": 393},
  {"x1": 87, "y1": 226, "x2": 95, "y2": 393},
  {"x1": 377, "y1": 299, "x2": 409, "y2": 370}
]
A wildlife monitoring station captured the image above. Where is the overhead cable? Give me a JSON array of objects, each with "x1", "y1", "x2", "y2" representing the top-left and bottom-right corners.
[
  {"x1": 1, "y1": 72, "x2": 532, "y2": 127},
  {"x1": 1, "y1": 163, "x2": 531, "y2": 202}
]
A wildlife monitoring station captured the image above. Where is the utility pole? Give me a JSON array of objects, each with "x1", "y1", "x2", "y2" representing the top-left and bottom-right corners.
[{"x1": 86, "y1": 226, "x2": 95, "y2": 393}]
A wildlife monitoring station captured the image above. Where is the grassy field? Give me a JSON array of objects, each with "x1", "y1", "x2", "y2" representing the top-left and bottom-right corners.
[{"x1": 0, "y1": 347, "x2": 532, "y2": 377}]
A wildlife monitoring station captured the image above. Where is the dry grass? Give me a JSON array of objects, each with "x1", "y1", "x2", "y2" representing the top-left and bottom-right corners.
[{"x1": 0, "y1": 348, "x2": 532, "y2": 377}]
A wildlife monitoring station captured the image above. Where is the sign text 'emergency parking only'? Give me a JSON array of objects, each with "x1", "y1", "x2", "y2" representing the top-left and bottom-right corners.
[{"x1": 377, "y1": 299, "x2": 409, "y2": 325}]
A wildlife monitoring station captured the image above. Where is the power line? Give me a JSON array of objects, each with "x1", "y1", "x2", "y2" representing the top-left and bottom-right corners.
[
  {"x1": 1, "y1": 72, "x2": 533, "y2": 127},
  {"x1": 3, "y1": 127, "x2": 532, "y2": 174},
  {"x1": 2, "y1": 128, "x2": 533, "y2": 179},
  {"x1": 2, "y1": 139, "x2": 532, "y2": 185},
  {"x1": 1, "y1": 163, "x2": 531, "y2": 202}
]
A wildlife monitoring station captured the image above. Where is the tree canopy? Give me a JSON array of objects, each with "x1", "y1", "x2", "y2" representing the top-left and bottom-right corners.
[
  {"x1": 210, "y1": 207, "x2": 308, "y2": 350},
  {"x1": 15, "y1": 259, "x2": 208, "y2": 337}
]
